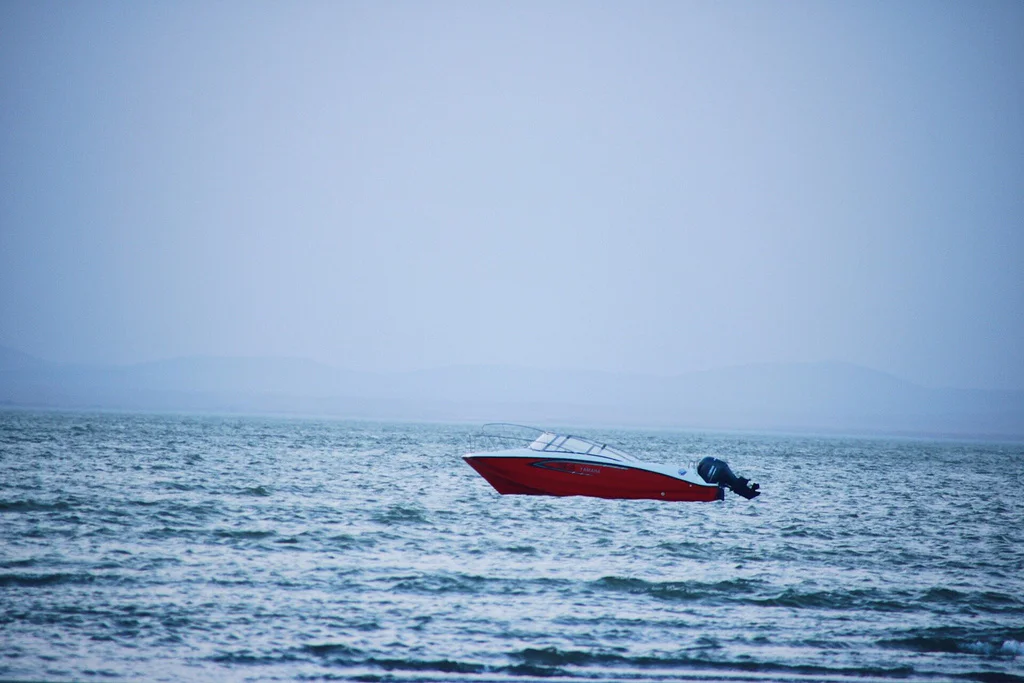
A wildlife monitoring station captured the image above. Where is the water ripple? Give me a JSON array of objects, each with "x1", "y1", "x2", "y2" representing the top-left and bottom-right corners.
[{"x1": 0, "y1": 410, "x2": 1022, "y2": 682}]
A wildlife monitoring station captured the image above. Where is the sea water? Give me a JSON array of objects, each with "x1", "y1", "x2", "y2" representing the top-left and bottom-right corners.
[{"x1": 1, "y1": 410, "x2": 1022, "y2": 682}]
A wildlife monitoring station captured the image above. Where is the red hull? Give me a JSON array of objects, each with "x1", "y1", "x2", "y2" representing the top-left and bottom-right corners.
[{"x1": 464, "y1": 456, "x2": 723, "y2": 502}]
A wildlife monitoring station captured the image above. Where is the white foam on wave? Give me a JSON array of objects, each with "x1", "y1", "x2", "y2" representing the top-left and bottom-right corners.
[{"x1": 965, "y1": 639, "x2": 1024, "y2": 657}]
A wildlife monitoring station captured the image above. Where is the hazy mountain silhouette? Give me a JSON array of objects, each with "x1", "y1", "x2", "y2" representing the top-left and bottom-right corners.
[{"x1": 1, "y1": 345, "x2": 1021, "y2": 438}]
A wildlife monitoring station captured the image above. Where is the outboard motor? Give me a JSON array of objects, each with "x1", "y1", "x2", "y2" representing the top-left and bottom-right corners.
[{"x1": 697, "y1": 457, "x2": 760, "y2": 499}]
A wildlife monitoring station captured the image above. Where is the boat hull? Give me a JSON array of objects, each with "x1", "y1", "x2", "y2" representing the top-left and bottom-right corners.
[{"x1": 464, "y1": 455, "x2": 723, "y2": 502}]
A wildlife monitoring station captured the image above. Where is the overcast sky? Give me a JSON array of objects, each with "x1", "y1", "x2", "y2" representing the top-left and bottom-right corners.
[{"x1": 1, "y1": 1, "x2": 1021, "y2": 390}]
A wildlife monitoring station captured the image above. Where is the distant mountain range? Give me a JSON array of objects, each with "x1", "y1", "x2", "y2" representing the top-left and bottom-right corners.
[{"x1": 1, "y1": 345, "x2": 1022, "y2": 438}]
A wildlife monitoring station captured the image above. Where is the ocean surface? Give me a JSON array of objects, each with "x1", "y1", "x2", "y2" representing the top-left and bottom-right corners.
[{"x1": 1, "y1": 411, "x2": 1022, "y2": 683}]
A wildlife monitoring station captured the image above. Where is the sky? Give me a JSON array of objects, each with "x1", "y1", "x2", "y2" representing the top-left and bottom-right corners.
[{"x1": 1, "y1": 1, "x2": 1022, "y2": 390}]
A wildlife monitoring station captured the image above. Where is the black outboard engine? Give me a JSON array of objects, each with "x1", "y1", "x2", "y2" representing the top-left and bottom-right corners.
[{"x1": 697, "y1": 457, "x2": 760, "y2": 499}]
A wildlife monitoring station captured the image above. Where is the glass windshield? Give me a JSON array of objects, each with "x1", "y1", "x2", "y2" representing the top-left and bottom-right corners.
[{"x1": 528, "y1": 432, "x2": 637, "y2": 462}]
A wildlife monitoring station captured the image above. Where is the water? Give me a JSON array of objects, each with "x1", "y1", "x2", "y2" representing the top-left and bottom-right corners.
[{"x1": 1, "y1": 410, "x2": 1022, "y2": 683}]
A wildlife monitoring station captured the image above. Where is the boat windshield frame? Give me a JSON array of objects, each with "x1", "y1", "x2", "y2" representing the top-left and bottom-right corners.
[
  {"x1": 481, "y1": 423, "x2": 639, "y2": 463},
  {"x1": 528, "y1": 431, "x2": 638, "y2": 462}
]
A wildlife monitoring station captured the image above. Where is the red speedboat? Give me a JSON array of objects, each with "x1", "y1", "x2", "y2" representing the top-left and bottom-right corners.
[{"x1": 463, "y1": 424, "x2": 759, "y2": 502}]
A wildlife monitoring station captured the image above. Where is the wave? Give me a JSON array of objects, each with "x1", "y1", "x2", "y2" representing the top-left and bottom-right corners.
[
  {"x1": 0, "y1": 558, "x2": 37, "y2": 569},
  {"x1": 366, "y1": 657, "x2": 486, "y2": 675},
  {"x1": 957, "y1": 672, "x2": 1024, "y2": 683},
  {"x1": 881, "y1": 628, "x2": 1024, "y2": 659},
  {"x1": 208, "y1": 649, "x2": 301, "y2": 665},
  {"x1": 964, "y1": 639, "x2": 1024, "y2": 657},
  {"x1": 157, "y1": 481, "x2": 207, "y2": 492},
  {"x1": 384, "y1": 572, "x2": 576, "y2": 597},
  {"x1": 237, "y1": 485, "x2": 272, "y2": 496},
  {"x1": 283, "y1": 644, "x2": 937, "y2": 681},
  {"x1": 327, "y1": 533, "x2": 378, "y2": 549},
  {"x1": 655, "y1": 540, "x2": 718, "y2": 559},
  {"x1": 0, "y1": 572, "x2": 96, "y2": 587},
  {"x1": 212, "y1": 528, "x2": 276, "y2": 539},
  {"x1": 755, "y1": 587, "x2": 912, "y2": 611},
  {"x1": 506, "y1": 646, "x2": 918, "y2": 679},
  {"x1": 503, "y1": 544, "x2": 538, "y2": 554},
  {"x1": 371, "y1": 504, "x2": 430, "y2": 525},
  {"x1": 512, "y1": 646, "x2": 611, "y2": 667},
  {"x1": 389, "y1": 572, "x2": 491, "y2": 595},
  {"x1": 920, "y1": 586, "x2": 1024, "y2": 611},
  {"x1": 304, "y1": 642, "x2": 363, "y2": 659},
  {"x1": 0, "y1": 499, "x2": 71, "y2": 512},
  {"x1": 592, "y1": 577, "x2": 1007, "y2": 613},
  {"x1": 593, "y1": 575, "x2": 761, "y2": 603}
]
